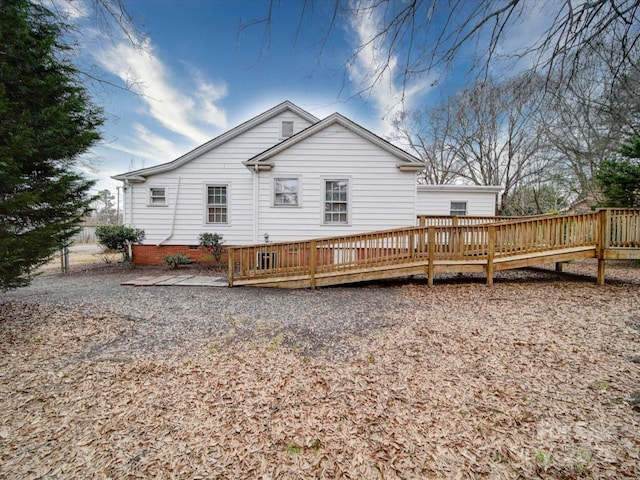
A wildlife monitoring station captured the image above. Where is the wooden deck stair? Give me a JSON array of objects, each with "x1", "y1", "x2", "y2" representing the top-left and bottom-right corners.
[{"x1": 227, "y1": 209, "x2": 640, "y2": 288}]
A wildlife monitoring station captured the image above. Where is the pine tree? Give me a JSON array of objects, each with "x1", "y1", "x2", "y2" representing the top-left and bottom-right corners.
[
  {"x1": 0, "y1": 0, "x2": 103, "y2": 290},
  {"x1": 595, "y1": 138, "x2": 640, "y2": 208}
]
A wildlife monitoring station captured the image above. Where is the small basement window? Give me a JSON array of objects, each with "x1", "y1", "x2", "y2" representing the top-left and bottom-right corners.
[
  {"x1": 450, "y1": 201, "x2": 467, "y2": 216},
  {"x1": 281, "y1": 121, "x2": 294, "y2": 138},
  {"x1": 149, "y1": 187, "x2": 166, "y2": 205}
]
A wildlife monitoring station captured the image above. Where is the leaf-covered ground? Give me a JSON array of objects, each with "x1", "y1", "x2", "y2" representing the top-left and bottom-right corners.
[{"x1": 1, "y1": 261, "x2": 639, "y2": 479}]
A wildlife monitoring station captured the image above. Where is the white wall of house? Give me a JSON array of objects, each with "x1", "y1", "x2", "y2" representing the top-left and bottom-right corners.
[
  {"x1": 255, "y1": 123, "x2": 419, "y2": 242},
  {"x1": 416, "y1": 185, "x2": 501, "y2": 217},
  {"x1": 122, "y1": 110, "x2": 314, "y2": 246}
]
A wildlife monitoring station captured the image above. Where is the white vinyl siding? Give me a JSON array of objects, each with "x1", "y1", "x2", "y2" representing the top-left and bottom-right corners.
[
  {"x1": 450, "y1": 201, "x2": 467, "y2": 216},
  {"x1": 273, "y1": 178, "x2": 299, "y2": 206},
  {"x1": 207, "y1": 185, "x2": 228, "y2": 224},
  {"x1": 416, "y1": 186, "x2": 499, "y2": 218},
  {"x1": 324, "y1": 179, "x2": 349, "y2": 224},
  {"x1": 149, "y1": 187, "x2": 166, "y2": 206},
  {"x1": 256, "y1": 123, "x2": 417, "y2": 242}
]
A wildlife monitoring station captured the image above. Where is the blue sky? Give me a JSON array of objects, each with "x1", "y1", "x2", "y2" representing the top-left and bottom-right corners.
[{"x1": 48, "y1": 0, "x2": 551, "y2": 200}]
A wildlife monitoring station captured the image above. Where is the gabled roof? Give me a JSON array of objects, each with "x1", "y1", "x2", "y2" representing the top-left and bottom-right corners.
[
  {"x1": 112, "y1": 101, "x2": 319, "y2": 182},
  {"x1": 243, "y1": 112, "x2": 425, "y2": 172}
]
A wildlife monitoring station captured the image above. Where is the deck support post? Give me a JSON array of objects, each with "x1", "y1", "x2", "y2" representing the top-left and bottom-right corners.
[
  {"x1": 596, "y1": 209, "x2": 609, "y2": 285},
  {"x1": 597, "y1": 259, "x2": 606, "y2": 285},
  {"x1": 486, "y1": 225, "x2": 496, "y2": 286},
  {"x1": 427, "y1": 227, "x2": 435, "y2": 286},
  {"x1": 555, "y1": 262, "x2": 564, "y2": 272},
  {"x1": 227, "y1": 247, "x2": 234, "y2": 287},
  {"x1": 310, "y1": 240, "x2": 317, "y2": 290}
]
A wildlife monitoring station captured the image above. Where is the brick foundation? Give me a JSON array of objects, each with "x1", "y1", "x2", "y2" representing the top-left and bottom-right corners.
[{"x1": 132, "y1": 244, "x2": 230, "y2": 266}]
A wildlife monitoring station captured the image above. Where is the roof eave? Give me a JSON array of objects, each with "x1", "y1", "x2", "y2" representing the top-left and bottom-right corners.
[
  {"x1": 242, "y1": 160, "x2": 274, "y2": 171},
  {"x1": 112, "y1": 174, "x2": 146, "y2": 183},
  {"x1": 397, "y1": 163, "x2": 425, "y2": 172}
]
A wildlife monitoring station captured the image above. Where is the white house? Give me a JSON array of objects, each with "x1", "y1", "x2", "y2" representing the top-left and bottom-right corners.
[{"x1": 113, "y1": 101, "x2": 501, "y2": 264}]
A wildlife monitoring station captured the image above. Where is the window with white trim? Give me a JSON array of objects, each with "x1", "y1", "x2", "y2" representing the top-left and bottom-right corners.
[
  {"x1": 207, "y1": 185, "x2": 228, "y2": 224},
  {"x1": 281, "y1": 120, "x2": 294, "y2": 138},
  {"x1": 324, "y1": 179, "x2": 349, "y2": 224},
  {"x1": 450, "y1": 201, "x2": 467, "y2": 216},
  {"x1": 149, "y1": 187, "x2": 166, "y2": 206},
  {"x1": 274, "y1": 178, "x2": 299, "y2": 206}
]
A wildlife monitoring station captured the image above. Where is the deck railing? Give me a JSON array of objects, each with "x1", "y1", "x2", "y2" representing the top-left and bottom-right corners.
[
  {"x1": 228, "y1": 209, "x2": 640, "y2": 287},
  {"x1": 606, "y1": 208, "x2": 640, "y2": 248},
  {"x1": 417, "y1": 214, "x2": 521, "y2": 227}
]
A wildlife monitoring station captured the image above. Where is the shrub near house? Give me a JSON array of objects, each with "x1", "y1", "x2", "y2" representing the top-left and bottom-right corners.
[{"x1": 95, "y1": 225, "x2": 145, "y2": 262}]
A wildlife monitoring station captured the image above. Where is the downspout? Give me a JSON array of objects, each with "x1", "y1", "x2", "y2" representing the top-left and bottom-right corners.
[
  {"x1": 253, "y1": 165, "x2": 260, "y2": 243},
  {"x1": 124, "y1": 179, "x2": 132, "y2": 226},
  {"x1": 157, "y1": 176, "x2": 181, "y2": 246}
]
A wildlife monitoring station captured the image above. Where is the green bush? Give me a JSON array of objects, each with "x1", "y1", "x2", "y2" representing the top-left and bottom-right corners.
[
  {"x1": 163, "y1": 253, "x2": 191, "y2": 269},
  {"x1": 199, "y1": 233, "x2": 224, "y2": 263},
  {"x1": 95, "y1": 225, "x2": 145, "y2": 262}
]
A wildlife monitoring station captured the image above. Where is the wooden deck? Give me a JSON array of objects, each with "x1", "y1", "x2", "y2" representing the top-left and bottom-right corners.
[{"x1": 227, "y1": 209, "x2": 640, "y2": 288}]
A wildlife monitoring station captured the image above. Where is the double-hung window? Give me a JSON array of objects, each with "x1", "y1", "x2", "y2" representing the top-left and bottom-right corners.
[
  {"x1": 274, "y1": 178, "x2": 299, "y2": 206},
  {"x1": 149, "y1": 187, "x2": 166, "y2": 206},
  {"x1": 207, "y1": 185, "x2": 228, "y2": 224},
  {"x1": 450, "y1": 201, "x2": 467, "y2": 216},
  {"x1": 324, "y1": 179, "x2": 349, "y2": 224}
]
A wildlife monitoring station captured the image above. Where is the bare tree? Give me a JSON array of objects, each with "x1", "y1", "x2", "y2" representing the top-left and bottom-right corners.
[
  {"x1": 393, "y1": 100, "x2": 464, "y2": 184},
  {"x1": 401, "y1": 75, "x2": 550, "y2": 213},
  {"x1": 537, "y1": 46, "x2": 640, "y2": 203},
  {"x1": 248, "y1": 1, "x2": 640, "y2": 99}
]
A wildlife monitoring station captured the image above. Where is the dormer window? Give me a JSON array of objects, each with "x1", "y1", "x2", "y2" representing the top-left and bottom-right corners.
[{"x1": 281, "y1": 121, "x2": 294, "y2": 138}]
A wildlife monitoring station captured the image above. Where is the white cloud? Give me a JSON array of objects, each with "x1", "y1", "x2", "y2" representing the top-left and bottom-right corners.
[
  {"x1": 93, "y1": 37, "x2": 228, "y2": 144},
  {"x1": 346, "y1": 2, "x2": 434, "y2": 137},
  {"x1": 105, "y1": 123, "x2": 188, "y2": 164},
  {"x1": 41, "y1": 0, "x2": 89, "y2": 20}
]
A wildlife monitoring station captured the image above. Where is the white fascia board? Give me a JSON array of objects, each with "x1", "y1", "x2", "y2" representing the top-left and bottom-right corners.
[
  {"x1": 246, "y1": 113, "x2": 425, "y2": 167},
  {"x1": 112, "y1": 101, "x2": 319, "y2": 181},
  {"x1": 417, "y1": 184, "x2": 504, "y2": 193}
]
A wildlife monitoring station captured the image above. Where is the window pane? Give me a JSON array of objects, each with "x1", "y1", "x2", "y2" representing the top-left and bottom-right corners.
[
  {"x1": 450, "y1": 201, "x2": 467, "y2": 216},
  {"x1": 150, "y1": 188, "x2": 165, "y2": 204},
  {"x1": 324, "y1": 180, "x2": 348, "y2": 224},
  {"x1": 207, "y1": 186, "x2": 228, "y2": 223},
  {"x1": 274, "y1": 178, "x2": 298, "y2": 205}
]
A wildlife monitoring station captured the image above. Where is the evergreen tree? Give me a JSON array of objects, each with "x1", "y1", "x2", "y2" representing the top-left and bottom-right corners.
[
  {"x1": 595, "y1": 138, "x2": 640, "y2": 208},
  {"x1": 0, "y1": 0, "x2": 103, "y2": 290}
]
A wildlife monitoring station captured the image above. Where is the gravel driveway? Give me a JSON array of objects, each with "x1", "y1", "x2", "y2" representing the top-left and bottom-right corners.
[
  {"x1": 4, "y1": 260, "x2": 639, "y2": 361},
  {"x1": 3, "y1": 265, "x2": 421, "y2": 360}
]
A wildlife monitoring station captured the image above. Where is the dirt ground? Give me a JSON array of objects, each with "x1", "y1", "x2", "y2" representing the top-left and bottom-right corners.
[{"x1": 1, "y1": 260, "x2": 639, "y2": 479}]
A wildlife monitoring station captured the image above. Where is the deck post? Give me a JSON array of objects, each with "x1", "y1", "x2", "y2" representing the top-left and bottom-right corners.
[
  {"x1": 241, "y1": 249, "x2": 249, "y2": 278},
  {"x1": 596, "y1": 209, "x2": 608, "y2": 285},
  {"x1": 427, "y1": 227, "x2": 435, "y2": 286},
  {"x1": 409, "y1": 231, "x2": 415, "y2": 259},
  {"x1": 486, "y1": 225, "x2": 496, "y2": 286},
  {"x1": 227, "y1": 247, "x2": 234, "y2": 287},
  {"x1": 310, "y1": 240, "x2": 317, "y2": 290},
  {"x1": 555, "y1": 262, "x2": 563, "y2": 272}
]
